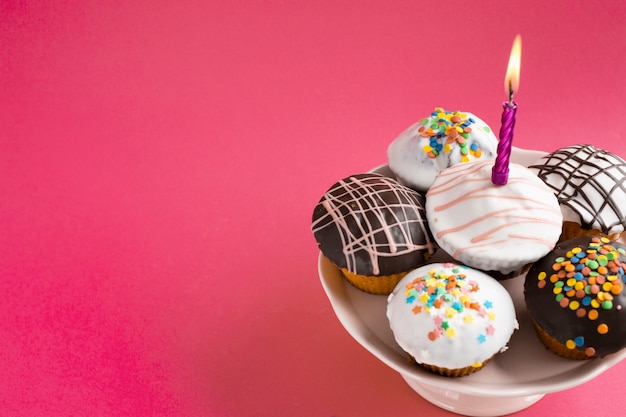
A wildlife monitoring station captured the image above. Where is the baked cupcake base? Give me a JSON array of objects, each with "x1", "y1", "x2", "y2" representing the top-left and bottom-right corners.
[
  {"x1": 483, "y1": 264, "x2": 531, "y2": 281},
  {"x1": 409, "y1": 354, "x2": 491, "y2": 377},
  {"x1": 559, "y1": 220, "x2": 622, "y2": 243},
  {"x1": 530, "y1": 318, "x2": 591, "y2": 360},
  {"x1": 340, "y1": 267, "x2": 407, "y2": 295}
]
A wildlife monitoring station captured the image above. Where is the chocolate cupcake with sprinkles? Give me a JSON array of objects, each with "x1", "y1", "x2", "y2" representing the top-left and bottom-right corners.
[
  {"x1": 524, "y1": 236, "x2": 626, "y2": 359},
  {"x1": 387, "y1": 107, "x2": 499, "y2": 192}
]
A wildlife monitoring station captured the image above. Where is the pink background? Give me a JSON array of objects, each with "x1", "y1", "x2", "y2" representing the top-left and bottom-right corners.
[{"x1": 2, "y1": 1, "x2": 626, "y2": 416}]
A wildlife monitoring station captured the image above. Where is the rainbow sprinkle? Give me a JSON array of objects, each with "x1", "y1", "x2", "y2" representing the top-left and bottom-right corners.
[{"x1": 419, "y1": 107, "x2": 487, "y2": 161}]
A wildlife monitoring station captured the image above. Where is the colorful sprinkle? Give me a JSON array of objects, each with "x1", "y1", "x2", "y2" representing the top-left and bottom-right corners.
[
  {"x1": 537, "y1": 237, "x2": 625, "y2": 351},
  {"x1": 403, "y1": 264, "x2": 497, "y2": 344},
  {"x1": 419, "y1": 108, "x2": 482, "y2": 161}
]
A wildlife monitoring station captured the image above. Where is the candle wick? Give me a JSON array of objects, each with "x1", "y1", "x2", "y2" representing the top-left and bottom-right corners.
[{"x1": 508, "y1": 82, "x2": 514, "y2": 104}]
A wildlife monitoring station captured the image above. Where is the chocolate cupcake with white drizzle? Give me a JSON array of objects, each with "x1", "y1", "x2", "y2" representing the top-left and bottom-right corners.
[{"x1": 528, "y1": 144, "x2": 626, "y2": 242}]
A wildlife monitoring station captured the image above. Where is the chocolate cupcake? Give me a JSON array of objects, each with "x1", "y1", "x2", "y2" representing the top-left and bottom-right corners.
[
  {"x1": 528, "y1": 144, "x2": 626, "y2": 241},
  {"x1": 312, "y1": 173, "x2": 437, "y2": 294},
  {"x1": 524, "y1": 236, "x2": 626, "y2": 359}
]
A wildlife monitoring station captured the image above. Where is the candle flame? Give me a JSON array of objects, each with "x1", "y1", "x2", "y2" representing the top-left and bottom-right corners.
[{"x1": 505, "y1": 35, "x2": 522, "y2": 100}]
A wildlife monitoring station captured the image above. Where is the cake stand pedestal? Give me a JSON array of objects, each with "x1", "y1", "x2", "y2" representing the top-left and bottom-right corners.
[{"x1": 401, "y1": 374, "x2": 545, "y2": 417}]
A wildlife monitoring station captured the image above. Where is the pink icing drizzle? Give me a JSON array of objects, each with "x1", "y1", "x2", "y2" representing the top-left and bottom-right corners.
[
  {"x1": 316, "y1": 175, "x2": 433, "y2": 275},
  {"x1": 427, "y1": 161, "x2": 561, "y2": 259}
]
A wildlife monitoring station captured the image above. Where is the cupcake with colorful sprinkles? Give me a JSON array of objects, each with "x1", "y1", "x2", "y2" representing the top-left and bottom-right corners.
[
  {"x1": 386, "y1": 263, "x2": 518, "y2": 377},
  {"x1": 525, "y1": 236, "x2": 626, "y2": 359},
  {"x1": 387, "y1": 107, "x2": 498, "y2": 192}
]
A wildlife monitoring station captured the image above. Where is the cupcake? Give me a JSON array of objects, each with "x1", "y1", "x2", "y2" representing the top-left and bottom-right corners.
[
  {"x1": 524, "y1": 236, "x2": 626, "y2": 359},
  {"x1": 311, "y1": 173, "x2": 437, "y2": 294},
  {"x1": 528, "y1": 144, "x2": 626, "y2": 242},
  {"x1": 425, "y1": 160, "x2": 563, "y2": 277},
  {"x1": 386, "y1": 263, "x2": 518, "y2": 376},
  {"x1": 387, "y1": 107, "x2": 498, "y2": 192}
]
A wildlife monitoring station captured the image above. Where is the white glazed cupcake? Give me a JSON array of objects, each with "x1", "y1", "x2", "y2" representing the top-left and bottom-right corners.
[
  {"x1": 387, "y1": 108, "x2": 498, "y2": 192},
  {"x1": 425, "y1": 160, "x2": 563, "y2": 277},
  {"x1": 387, "y1": 263, "x2": 518, "y2": 376}
]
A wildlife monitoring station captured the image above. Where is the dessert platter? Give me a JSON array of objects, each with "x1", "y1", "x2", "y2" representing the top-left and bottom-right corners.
[
  {"x1": 314, "y1": 42, "x2": 626, "y2": 415},
  {"x1": 317, "y1": 147, "x2": 626, "y2": 416}
]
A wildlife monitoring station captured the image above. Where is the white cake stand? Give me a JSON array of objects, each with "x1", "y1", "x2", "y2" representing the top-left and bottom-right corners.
[{"x1": 317, "y1": 148, "x2": 626, "y2": 416}]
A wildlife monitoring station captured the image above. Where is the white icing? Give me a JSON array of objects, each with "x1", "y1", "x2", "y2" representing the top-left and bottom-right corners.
[
  {"x1": 386, "y1": 263, "x2": 518, "y2": 370},
  {"x1": 387, "y1": 110, "x2": 498, "y2": 192},
  {"x1": 425, "y1": 161, "x2": 562, "y2": 274}
]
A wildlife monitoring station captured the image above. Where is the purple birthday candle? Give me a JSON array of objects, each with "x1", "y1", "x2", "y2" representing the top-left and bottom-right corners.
[{"x1": 492, "y1": 35, "x2": 522, "y2": 185}]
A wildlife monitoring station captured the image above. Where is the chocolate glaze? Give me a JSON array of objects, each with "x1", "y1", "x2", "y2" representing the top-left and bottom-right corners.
[
  {"x1": 528, "y1": 144, "x2": 626, "y2": 235},
  {"x1": 524, "y1": 236, "x2": 626, "y2": 358},
  {"x1": 312, "y1": 173, "x2": 437, "y2": 276}
]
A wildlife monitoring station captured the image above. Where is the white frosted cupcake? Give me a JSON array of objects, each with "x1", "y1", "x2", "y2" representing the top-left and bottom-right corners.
[
  {"x1": 387, "y1": 263, "x2": 518, "y2": 377},
  {"x1": 387, "y1": 108, "x2": 498, "y2": 192},
  {"x1": 425, "y1": 160, "x2": 563, "y2": 276}
]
